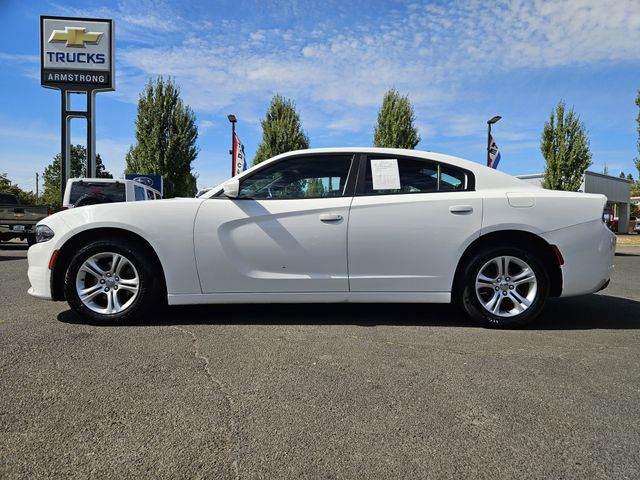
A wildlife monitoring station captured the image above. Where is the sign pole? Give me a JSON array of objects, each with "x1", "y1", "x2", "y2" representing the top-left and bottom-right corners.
[
  {"x1": 87, "y1": 91, "x2": 96, "y2": 177},
  {"x1": 60, "y1": 91, "x2": 71, "y2": 205}
]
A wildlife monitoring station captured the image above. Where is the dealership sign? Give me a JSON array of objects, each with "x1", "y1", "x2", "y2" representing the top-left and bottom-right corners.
[
  {"x1": 125, "y1": 174, "x2": 164, "y2": 195},
  {"x1": 40, "y1": 16, "x2": 114, "y2": 91}
]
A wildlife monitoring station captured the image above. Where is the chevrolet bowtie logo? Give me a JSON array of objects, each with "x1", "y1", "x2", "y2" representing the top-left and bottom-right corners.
[{"x1": 48, "y1": 27, "x2": 103, "y2": 48}]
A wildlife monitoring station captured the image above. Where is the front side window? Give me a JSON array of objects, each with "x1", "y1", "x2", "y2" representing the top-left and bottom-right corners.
[
  {"x1": 238, "y1": 155, "x2": 353, "y2": 200},
  {"x1": 146, "y1": 188, "x2": 155, "y2": 200},
  {"x1": 363, "y1": 156, "x2": 470, "y2": 195}
]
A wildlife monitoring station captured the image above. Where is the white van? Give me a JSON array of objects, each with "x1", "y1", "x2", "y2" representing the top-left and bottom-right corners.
[{"x1": 63, "y1": 178, "x2": 162, "y2": 208}]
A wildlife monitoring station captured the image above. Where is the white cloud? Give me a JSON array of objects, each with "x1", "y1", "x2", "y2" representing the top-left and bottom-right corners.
[
  {"x1": 0, "y1": 52, "x2": 39, "y2": 64},
  {"x1": 94, "y1": 0, "x2": 638, "y2": 137},
  {"x1": 198, "y1": 119, "x2": 216, "y2": 135}
]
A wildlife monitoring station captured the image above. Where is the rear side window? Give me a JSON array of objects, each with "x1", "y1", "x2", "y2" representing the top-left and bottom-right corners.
[
  {"x1": 69, "y1": 182, "x2": 126, "y2": 204},
  {"x1": 134, "y1": 185, "x2": 146, "y2": 201},
  {"x1": 363, "y1": 156, "x2": 472, "y2": 195}
]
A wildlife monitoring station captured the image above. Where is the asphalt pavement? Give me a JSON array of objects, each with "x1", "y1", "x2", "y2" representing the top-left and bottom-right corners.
[{"x1": 1, "y1": 241, "x2": 639, "y2": 479}]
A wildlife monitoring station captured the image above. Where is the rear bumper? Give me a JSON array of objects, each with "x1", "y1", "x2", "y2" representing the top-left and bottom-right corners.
[
  {"x1": 0, "y1": 224, "x2": 34, "y2": 236},
  {"x1": 542, "y1": 220, "x2": 615, "y2": 298}
]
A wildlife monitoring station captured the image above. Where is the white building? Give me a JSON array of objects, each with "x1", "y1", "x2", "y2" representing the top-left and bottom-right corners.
[{"x1": 517, "y1": 171, "x2": 632, "y2": 233}]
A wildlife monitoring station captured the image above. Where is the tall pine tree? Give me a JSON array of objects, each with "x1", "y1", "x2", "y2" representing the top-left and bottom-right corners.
[
  {"x1": 541, "y1": 101, "x2": 592, "y2": 191},
  {"x1": 253, "y1": 95, "x2": 309, "y2": 165},
  {"x1": 633, "y1": 90, "x2": 640, "y2": 196},
  {"x1": 125, "y1": 77, "x2": 199, "y2": 197},
  {"x1": 373, "y1": 88, "x2": 421, "y2": 149}
]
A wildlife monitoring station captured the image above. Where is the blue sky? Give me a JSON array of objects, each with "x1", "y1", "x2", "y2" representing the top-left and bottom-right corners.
[{"x1": 1, "y1": 0, "x2": 639, "y2": 193}]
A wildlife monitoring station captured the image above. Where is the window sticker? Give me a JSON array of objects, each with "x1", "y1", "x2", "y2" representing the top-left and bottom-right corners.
[{"x1": 370, "y1": 159, "x2": 401, "y2": 190}]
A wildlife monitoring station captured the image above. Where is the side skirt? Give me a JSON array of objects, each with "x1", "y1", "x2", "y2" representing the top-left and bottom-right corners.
[{"x1": 167, "y1": 291, "x2": 451, "y2": 306}]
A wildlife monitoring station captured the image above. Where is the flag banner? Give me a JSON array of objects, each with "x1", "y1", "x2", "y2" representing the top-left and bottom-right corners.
[
  {"x1": 488, "y1": 134, "x2": 501, "y2": 169},
  {"x1": 233, "y1": 133, "x2": 247, "y2": 176}
]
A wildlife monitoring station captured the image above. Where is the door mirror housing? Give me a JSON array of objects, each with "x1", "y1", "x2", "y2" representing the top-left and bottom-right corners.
[{"x1": 222, "y1": 179, "x2": 240, "y2": 198}]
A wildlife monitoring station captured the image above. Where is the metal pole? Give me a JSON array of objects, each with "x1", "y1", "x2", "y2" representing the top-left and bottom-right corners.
[
  {"x1": 35, "y1": 172, "x2": 39, "y2": 202},
  {"x1": 230, "y1": 121, "x2": 236, "y2": 177},
  {"x1": 87, "y1": 91, "x2": 97, "y2": 178},
  {"x1": 486, "y1": 122, "x2": 491, "y2": 167},
  {"x1": 60, "y1": 91, "x2": 72, "y2": 206}
]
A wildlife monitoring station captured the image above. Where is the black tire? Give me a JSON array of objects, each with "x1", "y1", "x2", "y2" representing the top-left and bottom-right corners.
[
  {"x1": 64, "y1": 237, "x2": 161, "y2": 324},
  {"x1": 458, "y1": 246, "x2": 550, "y2": 328},
  {"x1": 27, "y1": 234, "x2": 36, "y2": 247},
  {"x1": 74, "y1": 193, "x2": 109, "y2": 208}
]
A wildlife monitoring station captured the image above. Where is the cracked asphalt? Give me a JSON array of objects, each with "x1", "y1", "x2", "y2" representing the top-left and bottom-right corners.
[{"x1": 1, "y1": 241, "x2": 639, "y2": 479}]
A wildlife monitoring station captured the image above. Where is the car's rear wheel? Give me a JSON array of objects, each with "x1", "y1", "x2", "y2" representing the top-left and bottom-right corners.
[
  {"x1": 459, "y1": 246, "x2": 549, "y2": 328},
  {"x1": 64, "y1": 238, "x2": 160, "y2": 323}
]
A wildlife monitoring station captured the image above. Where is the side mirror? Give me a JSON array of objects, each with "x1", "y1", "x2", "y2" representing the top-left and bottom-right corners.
[{"x1": 222, "y1": 178, "x2": 240, "y2": 198}]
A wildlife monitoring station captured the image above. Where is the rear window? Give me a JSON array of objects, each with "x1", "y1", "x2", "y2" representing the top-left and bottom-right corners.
[
  {"x1": 0, "y1": 193, "x2": 19, "y2": 204},
  {"x1": 69, "y1": 182, "x2": 126, "y2": 204}
]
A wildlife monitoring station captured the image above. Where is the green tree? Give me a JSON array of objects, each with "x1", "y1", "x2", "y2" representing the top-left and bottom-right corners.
[
  {"x1": 619, "y1": 171, "x2": 626, "y2": 179},
  {"x1": 41, "y1": 145, "x2": 111, "y2": 208},
  {"x1": 125, "y1": 77, "x2": 199, "y2": 197},
  {"x1": 373, "y1": 88, "x2": 421, "y2": 149},
  {"x1": 253, "y1": 95, "x2": 309, "y2": 165},
  {"x1": 633, "y1": 90, "x2": 640, "y2": 196},
  {"x1": 0, "y1": 173, "x2": 37, "y2": 204},
  {"x1": 541, "y1": 101, "x2": 592, "y2": 191},
  {"x1": 305, "y1": 178, "x2": 325, "y2": 197}
]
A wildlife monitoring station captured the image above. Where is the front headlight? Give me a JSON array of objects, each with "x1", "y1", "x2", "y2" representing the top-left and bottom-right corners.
[{"x1": 35, "y1": 224, "x2": 55, "y2": 243}]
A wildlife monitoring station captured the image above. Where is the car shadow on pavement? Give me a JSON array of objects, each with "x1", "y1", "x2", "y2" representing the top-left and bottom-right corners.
[
  {"x1": 57, "y1": 293, "x2": 640, "y2": 330},
  {"x1": 0, "y1": 243, "x2": 29, "y2": 252},
  {"x1": 0, "y1": 256, "x2": 25, "y2": 262}
]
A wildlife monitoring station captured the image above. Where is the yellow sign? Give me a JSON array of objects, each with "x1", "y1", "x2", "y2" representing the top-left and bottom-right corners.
[{"x1": 48, "y1": 27, "x2": 103, "y2": 48}]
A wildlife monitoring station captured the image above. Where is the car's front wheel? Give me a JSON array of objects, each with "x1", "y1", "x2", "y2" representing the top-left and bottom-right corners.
[
  {"x1": 459, "y1": 247, "x2": 549, "y2": 328},
  {"x1": 64, "y1": 238, "x2": 160, "y2": 323}
]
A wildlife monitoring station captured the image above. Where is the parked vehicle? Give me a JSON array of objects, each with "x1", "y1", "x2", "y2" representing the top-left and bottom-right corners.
[
  {"x1": 63, "y1": 178, "x2": 162, "y2": 209},
  {"x1": 28, "y1": 148, "x2": 616, "y2": 328},
  {"x1": 0, "y1": 193, "x2": 50, "y2": 246}
]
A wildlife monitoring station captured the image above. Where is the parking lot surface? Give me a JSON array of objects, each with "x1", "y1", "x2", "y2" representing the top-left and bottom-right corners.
[{"x1": 1, "y1": 241, "x2": 639, "y2": 479}]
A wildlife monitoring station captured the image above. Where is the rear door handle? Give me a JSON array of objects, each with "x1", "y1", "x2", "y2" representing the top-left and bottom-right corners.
[
  {"x1": 319, "y1": 213, "x2": 343, "y2": 222},
  {"x1": 449, "y1": 205, "x2": 474, "y2": 214}
]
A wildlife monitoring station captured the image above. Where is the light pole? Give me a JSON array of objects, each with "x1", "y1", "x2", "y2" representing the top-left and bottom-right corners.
[
  {"x1": 228, "y1": 114, "x2": 237, "y2": 177},
  {"x1": 487, "y1": 115, "x2": 501, "y2": 167}
]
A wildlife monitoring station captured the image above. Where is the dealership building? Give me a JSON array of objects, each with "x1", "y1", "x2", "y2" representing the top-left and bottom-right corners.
[{"x1": 517, "y1": 171, "x2": 633, "y2": 233}]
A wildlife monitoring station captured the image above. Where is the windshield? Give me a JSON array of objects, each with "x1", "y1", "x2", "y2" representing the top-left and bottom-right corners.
[{"x1": 69, "y1": 182, "x2": 126, "y2": 204}]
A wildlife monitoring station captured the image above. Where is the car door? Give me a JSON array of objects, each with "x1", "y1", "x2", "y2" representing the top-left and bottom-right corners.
[
  {"x1": 348, "y1": 154, "x2": 482, "y2": 292},
  {"x1": 194, "y1": 154, "x2": 357, "y2": 293}
]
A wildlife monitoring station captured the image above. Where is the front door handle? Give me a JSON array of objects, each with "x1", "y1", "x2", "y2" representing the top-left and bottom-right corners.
[
  {"x1": 319, "y1": 213, "x2": 343, "y2": 222},
  {"x1": 449, "y1": 205, "x2": 474, "y2": 214}
]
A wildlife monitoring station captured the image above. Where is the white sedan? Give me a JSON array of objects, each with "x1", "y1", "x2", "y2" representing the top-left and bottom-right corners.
[{"x1": 28, "y1": 148, "x2": 616, "y2": 327}]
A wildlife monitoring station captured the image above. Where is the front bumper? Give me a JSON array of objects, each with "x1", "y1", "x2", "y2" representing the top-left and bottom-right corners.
[
  {"x1": 542, "y1": 220, "x2": 615, "y2": 298},
  {"x1": 27, "y1": 241, "x2": 55, "y2": 300}
]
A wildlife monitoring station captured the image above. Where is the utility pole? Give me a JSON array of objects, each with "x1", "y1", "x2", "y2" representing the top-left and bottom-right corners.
[{"x1": 35, "y1": 172, "x2": 39, "y2": 202}]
